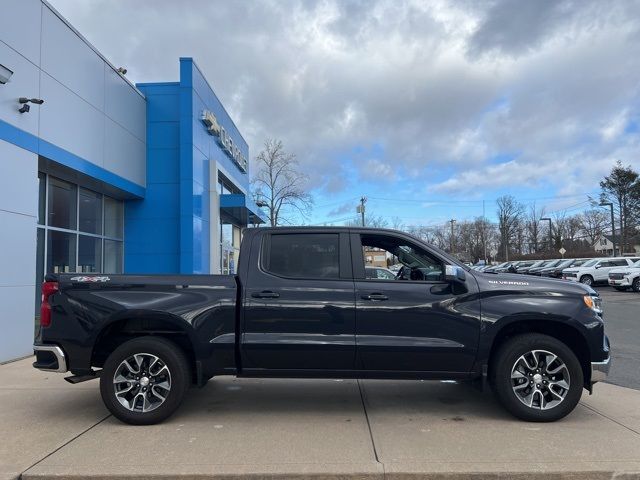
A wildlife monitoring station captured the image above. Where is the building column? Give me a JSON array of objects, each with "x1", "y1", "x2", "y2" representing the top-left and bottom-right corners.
[{"x1": 209, "y1": 162, "x2": 220, "y2": 274}]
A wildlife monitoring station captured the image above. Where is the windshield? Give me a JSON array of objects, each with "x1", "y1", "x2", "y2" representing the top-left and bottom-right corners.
[
  {"x1": 557, "y1": 259, "x2": 573, "y2": 268},
  {"x1": 531, "y1": 260, "x2": 545, "y2": 267},
  {"x1": 581, "y1": 259, "x2": 599, "y2": 267},
  {"x1": 633, "y1": 260, "x2": 640, "y2": 267}
]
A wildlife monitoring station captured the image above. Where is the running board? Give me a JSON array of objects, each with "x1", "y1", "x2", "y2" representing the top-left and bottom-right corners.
[{"x1": 64, "y1": 371, "x2": 100, "y2": 384}]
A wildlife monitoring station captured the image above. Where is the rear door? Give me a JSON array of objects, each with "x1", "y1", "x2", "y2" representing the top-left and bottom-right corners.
[{"x1": 241, "y1": 231, "x2": 356, "y2": 371}]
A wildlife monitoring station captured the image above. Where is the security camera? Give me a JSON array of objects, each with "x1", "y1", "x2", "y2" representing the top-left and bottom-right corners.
[
  {"x1": 19, "y1": 97, "x2": 44, "y2": 104},
  {"x1": 117, "y1": 67, "x2": 127, "y2": 75},
  {"x1": 17, "y1": 97, "x2": 44, "y2": 113},
  {"x1": 0, "y1": 64, "x2": 13, "y2": 84}
]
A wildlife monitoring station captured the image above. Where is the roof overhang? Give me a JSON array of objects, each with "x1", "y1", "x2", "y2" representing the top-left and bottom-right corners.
[{"x1": 219, "y1": 193, "x2": 268, "y2": 225}]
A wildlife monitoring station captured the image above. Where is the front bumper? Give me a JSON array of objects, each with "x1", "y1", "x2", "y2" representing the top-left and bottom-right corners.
[
  {"x1": 33, "y1": 344, "x2": 68, "y2": 373},
  {"x1": 591, "y1": 356, "x2": 611, "y2": 383},
  {"x1": 608, "y1": 277, "x2": 631, "y2": 286}
]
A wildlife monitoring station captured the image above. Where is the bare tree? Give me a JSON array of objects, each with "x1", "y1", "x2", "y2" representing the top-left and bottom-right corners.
[
  {"x1": 525, "y1": 203, "x2": 545, "y2": 254},
  {"x1": 345, "y1": 214, "x2": 389, "y2": 228},
  {"x1": 391, "y1": 216, "x2": 404, "y2": 231},
  {"x1": 496, "y1": 195, "x2": 525, "y2": 261},
  {"x1": 579, "y1": 209, "x2": 609, "y2": 246},
  {"x1": 252, "y1": 139, "x2": 312, "y2": 226}
]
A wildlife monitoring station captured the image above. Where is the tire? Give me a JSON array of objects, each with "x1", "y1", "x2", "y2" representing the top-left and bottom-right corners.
[
  {"x1": 632, "y1": 278, "x2": 640, "y2": 293},
  {"x1": 100, "y1": 336, "x2": 191, "y2": 425},
  {"x1": 613, "y1": 286, "x2": 628, "y2": 291},
  {"x1": 579, "y1": 275, "x2": 594, "y2": 286},
  {"x1": 490, "y1": 333, "x2": 583, "y2": 422}
]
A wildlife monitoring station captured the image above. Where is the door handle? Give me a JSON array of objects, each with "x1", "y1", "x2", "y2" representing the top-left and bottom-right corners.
[
  {"x1": 361, "y1": 293, "x2": 388, "y2": 301},
  {"x1": 252, "y1": 291, "x2": 280, "y2": 299}
]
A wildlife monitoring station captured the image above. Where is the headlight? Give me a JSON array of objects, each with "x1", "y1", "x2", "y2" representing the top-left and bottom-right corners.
[{"x1": 584, "y1": 295, "x2": 603, "y2": 315}]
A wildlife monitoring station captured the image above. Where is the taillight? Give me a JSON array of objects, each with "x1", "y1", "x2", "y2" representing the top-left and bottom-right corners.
[{"x1": 40, "y1": 281, "x2": 58, "y2": 327}]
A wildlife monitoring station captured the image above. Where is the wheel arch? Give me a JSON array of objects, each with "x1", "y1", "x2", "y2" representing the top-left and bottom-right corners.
[
  {"x1": 91, "y1": 312, "x2": 200, "y2": 384},
  {"x1": 486, "y1": 319, "x2": 592, "y2": 387}
]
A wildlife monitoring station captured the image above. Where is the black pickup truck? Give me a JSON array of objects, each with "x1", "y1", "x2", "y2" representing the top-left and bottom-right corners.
[{"x1": 33, "y1": 227, "x2": 610, "y2": 425}]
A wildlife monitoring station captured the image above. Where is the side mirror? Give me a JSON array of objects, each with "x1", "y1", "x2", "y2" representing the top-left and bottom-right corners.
[{"x1": 445, "y1": 265, "x2": 466, "y2": 283}]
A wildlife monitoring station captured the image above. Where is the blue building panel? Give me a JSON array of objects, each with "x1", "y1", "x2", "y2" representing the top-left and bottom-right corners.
[{"x1": 126, "y1": 57, "x2": 263, "y2": 276}]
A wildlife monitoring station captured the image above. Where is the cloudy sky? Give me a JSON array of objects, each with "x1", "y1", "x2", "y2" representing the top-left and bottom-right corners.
[{"x1": 49, "y1": 0, "x2": 640, "y2": 226}]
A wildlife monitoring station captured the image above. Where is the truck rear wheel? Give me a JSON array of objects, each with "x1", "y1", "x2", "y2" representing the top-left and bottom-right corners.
[
  {"x1": 99, "y1": 336, "x2": 190, "y2": 425},
  {"x1": 490, "y1": 333, "x2": 583, "y2": 422}
]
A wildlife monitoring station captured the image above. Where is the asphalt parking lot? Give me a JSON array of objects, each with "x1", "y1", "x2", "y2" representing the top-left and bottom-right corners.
[{"x1": 592, "y1": 285, "x2": 640, "y2": 390}]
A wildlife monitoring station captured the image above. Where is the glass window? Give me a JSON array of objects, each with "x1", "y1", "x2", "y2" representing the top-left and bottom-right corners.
[
  {"x1": 361, "y1": 234, "x2": 444, "y2": 282},
  {"x1": 35, "y1": 228, "x2": 45, "y2": 309},
  {"x1": 47, "y1": 231, "x2": 76, "y2": 274},
  {"x1": 264, "y1": 234, "x2": 340, "y2": 279},
  {"x1": 48, "y1": 177, "x2": 77, "y2": 229},
  {"x1": 78, "y1": 235, "x2": 102, "y2": 273},
  {"x1": 104, "y1": 196, "x2": 123, "y2": 239},
  {"x1": 611, "y1": 260, "x2": 628, "y2": 266},
  {"x1": 104, "y1": 240, "x2": 123, "y2": 273},
  {"x1": 79, "y1": 188, "x2": 102, "y2": 234},
  {"x1": 38, "y1": 173, "x2": 46, "y2": 225}
]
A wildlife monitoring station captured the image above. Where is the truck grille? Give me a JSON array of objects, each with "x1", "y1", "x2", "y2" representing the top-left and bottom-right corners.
[
  {"x1": 563, "y1": 272, "x2": 577, "y2": 278},
  {"x1": 609, "y1": 273, "x2": 624, "y2": 280}
]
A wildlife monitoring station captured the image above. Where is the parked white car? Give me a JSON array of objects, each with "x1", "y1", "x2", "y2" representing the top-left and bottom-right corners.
[
  {"x1": 562, "y1": 257, "x2": 640, "y2": 286},
  {"x1": 608, "y1": 259, "x2": 640, "y2": 291}
]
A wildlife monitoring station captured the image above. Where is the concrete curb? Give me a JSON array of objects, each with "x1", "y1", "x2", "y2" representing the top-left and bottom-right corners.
[{"x1": 19, "y1": 463, "x2": 640, "y2": 480}]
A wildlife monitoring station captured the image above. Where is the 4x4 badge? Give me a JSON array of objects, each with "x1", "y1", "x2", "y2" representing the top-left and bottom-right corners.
[{"x1": 69, "y1": 276, "x2": 111, "y2": 283}]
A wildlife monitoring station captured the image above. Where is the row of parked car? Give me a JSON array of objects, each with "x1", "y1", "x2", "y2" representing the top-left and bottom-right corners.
[{"x1": 472, "y1": 256, "x2": 640, "y2": 291}]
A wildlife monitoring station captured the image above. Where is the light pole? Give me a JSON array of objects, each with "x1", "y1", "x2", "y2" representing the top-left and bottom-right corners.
[
  {"x1": 599, "y1": 202, "x2": 616, "y2": 256},
  {"x1": 540, "y1": 217, "x2": 552, "y2": 254},
  {"x1": 449, "y1": 219, "x2": 456, "y2": 254}
]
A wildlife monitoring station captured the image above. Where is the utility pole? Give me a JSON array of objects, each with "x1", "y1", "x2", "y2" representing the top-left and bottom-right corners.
[
  {"x1": 449, "y1": 219, "x2": 456, "y2": 254},
  {"x1": 357, "y1": 196, "x2": 367, "y2": 227},
  {"x1": 599, "y1": 202, "x2": 616, "y2": 256}
]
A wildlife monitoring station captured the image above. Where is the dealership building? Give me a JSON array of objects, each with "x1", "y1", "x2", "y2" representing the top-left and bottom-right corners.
[{"x1": 0, "y1": 0, "x2": 266, "y2": 362}]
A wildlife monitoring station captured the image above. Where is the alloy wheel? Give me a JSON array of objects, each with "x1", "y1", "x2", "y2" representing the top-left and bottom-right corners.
[
  {"x1": 113, "y1": 353, "x2": 172, "y2": 413},
  {"x1": 510, "y1": 349, "x2": 570, "y2": 410}
]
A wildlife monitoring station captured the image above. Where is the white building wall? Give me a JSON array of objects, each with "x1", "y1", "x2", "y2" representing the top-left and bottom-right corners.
[
  {"x1": 0, "y1": 0, "x2": 146, "y2": 186},
  {"x1": 0, "y1": 0, "x2": 147, "y2": 361},
  {"x1": 0, "y1": 140, "x2": 38, "y2": 361}
]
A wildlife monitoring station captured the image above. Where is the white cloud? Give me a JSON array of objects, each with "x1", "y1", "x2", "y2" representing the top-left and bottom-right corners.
[{"x1": 47, "y1": 0, "x2": 640, "y2": 202}]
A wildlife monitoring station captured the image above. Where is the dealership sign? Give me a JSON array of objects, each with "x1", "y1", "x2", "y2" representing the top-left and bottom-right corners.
[{"x1": 201, "y1": 110, "x2": 247, "y2": 172}]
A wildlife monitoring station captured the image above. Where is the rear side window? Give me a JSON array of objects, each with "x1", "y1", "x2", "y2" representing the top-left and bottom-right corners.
[
  {"x1": 264, "y1": 234, "x2": 340, "y2": 279},
  {"x1": 611, "y1": 259, "x2": 628, "y2": 266}
]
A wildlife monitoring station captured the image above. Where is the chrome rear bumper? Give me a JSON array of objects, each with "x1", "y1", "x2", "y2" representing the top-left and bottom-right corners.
[{"x1": 33, "y1": 344, "x2": 68, "y2": 373}]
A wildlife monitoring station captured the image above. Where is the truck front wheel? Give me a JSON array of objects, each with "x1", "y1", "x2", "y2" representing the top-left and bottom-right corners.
[
  {"x1": 490, "y1": 333, "x2": 583, "y2": 422},
  {"x1": 99, "y1": 336, "x2": 190, "y2": 425}
]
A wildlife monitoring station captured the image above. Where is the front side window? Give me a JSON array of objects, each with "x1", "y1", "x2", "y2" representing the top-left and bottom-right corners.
[
  {"x1": 264, "y1": 233, "x2": 340, "y2": 279},
  {"x1": 361, "y1": 234, "x2": 444, "y2": 282}
]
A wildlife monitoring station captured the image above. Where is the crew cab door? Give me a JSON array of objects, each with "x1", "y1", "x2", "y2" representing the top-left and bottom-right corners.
[
  {"x1": 241, "y1": 231, "x2": 356, "y2": 371},
  {"x1": 351, "y1": 232, "x2": 481, "y2": 374}
]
